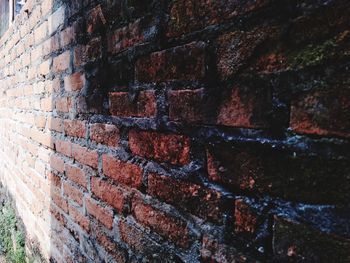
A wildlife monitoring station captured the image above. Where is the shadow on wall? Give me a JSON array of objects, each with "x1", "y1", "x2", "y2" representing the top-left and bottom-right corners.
[{"x1": 0, "y1": 0, "x2": 350, "y2": 262}]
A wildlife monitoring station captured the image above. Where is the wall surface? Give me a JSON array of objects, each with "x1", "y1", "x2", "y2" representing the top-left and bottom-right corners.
[{"x1": 0, "y1": 0, "x2": 350, "y2": 262}]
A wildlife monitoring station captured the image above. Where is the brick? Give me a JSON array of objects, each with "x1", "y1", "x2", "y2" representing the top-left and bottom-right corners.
[
  {"x1": 119, "y1": 219, "x2": 181, "y2": 260},
  {"x1": 48, "y1": 117, "x2": 63, "y2": 133},
  {"x1": 68, "y1": 204, "x2": 90, "y2": 233},
  {"x1": 90, "y1": 123, "x2": 119, "y2": 146},
  {"x1": 72, "y1": 144, "x2": 98, "y2": 169},
  {"x1": 216, "y1": 86, "x2": 271, "y2": 129},
  {"x1": 55, "y1": 139, "x2": 72, "y2": 157},
  {"x1": 50, "y1": 204, "x2": 66, "y2": 227},
  {"x1": 52, "y1": 190, "x2": 68, "y2": 213},
  {"x1": 48, "y1": 172, "x2": 61, "y2": 189},
  {"x1": 234, "y1": 199, "x2": 258, "y2": 235},
  {"x1": 41, "y1": 97, "x2": 53, "y2": 112},
  {"x1": 35, "y1": 115, "x2": 47, "y2": 128},
  {"x1": 90, "y1": 224, "x2": 128, "y2": 262},
  {"x1": 290, "y1": 88, "x2": 350, "y2": 138},
  {"x1": 109, "y1": 91, "x2": 156, "y2": 118},
  {"x1": 64, "y1": 72, "x2": 85, "y2": 92},
  {"x1": 102, "y1": 155, "x2": 142, "y2": 189},
  {"x1": 73, "y1": 38, "x2": 101, "y2": 68},
  {"x1": 167, "y1": 0, "x2": 271, "y2": 37},
  {"x1": 132, "y1": 196, "x2": 190, "y2": 248},
  {"x1": 135, "y1": 42, "x2": 206, "y2": 83},
  {"x1": 86, "y1": 5, "x2": 107, "y2": 34},
  {"x1": 64, "y1": 120, "x2": 86, "y2": 138},
  {"x1": 63, "y1": 181, "x2": 83, "y2": 205},
  {"x1": 85, "y1": 197, "x2": 113, "y2": 229},
  {"x1": 129, "y1": 130, "x2": 190, "y2": 165},
  {"x1": 65, "y1": 164, "x2": 87, "y2": 189},
  {"x1": 148, "y1": 173, "x2": 224, "y2": 223},
  {"x1": 91, "y1": 177, "x2": 128, "y2": 212},
  {"x1": 55, "y1": 97, "x2": 72, "y2": 113},
  {"x1": 207, "y1": 144, "x2": 350, "y2": 204},
  {"x1": 216, "y1": 29, "x2": 270, "y2": 80},
  {"x1": 39, "y1": 60, "x2": 50, "y2": 76},
  {"x1": 107, "y1": 18, "x2": 156, "y2": 54},
  {"x1": 50, "y1": 154, "x2": 65, "y2": 173},
  {"x1": 273, "y1": 217, "x2": 350, "y2": 262},
  {"x1": 48, "y1": 6, "x2": 65, "y2": 35},
  {"x1": 34, "y1": 21, "x2": 48, "y2": 45},
  {"x1": 53, "y1": 51, "x2": 70, "y2": 73},
  {"x1": 201, "y1": 236, "x2": 258, "y2": 263},
  {"x1": 60, "y1": 26, "x2": 76, "y2": 48},
  {"x1": 168, "y1": 88, "x2": 207, "y2": 123}
]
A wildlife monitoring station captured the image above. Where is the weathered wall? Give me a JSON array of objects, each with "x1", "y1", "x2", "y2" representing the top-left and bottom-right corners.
[{"x1": 0, "y1": 0, "x2": 350, "y2": 262}]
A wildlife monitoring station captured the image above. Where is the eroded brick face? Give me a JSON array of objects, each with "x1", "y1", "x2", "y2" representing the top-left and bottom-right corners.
[
  {"x1": 0, "y1": 0, "x2": 349, "y2": 262},
  {"x1": 129, "y1": 130, "x2": 191, "y2": 165}
]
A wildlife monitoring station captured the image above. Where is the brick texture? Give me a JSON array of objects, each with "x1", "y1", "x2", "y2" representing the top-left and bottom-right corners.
[{"x1": 0, "y1": 0, "x2": 349, "y2": 262}]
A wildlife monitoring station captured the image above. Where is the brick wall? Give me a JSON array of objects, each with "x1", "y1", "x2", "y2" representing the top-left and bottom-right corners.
[{"x1": 0, "y1": 0, "x2": 349, "y2": 262}]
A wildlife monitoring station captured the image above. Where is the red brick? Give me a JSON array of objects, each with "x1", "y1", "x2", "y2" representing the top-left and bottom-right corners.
[
  {"x1": 135, "y1": 42, "x2": 206, "y2": 83},
  {"x1": 86, "y1": 197, "x2": 113, "y2": 229},
  {"x1": 64, "y1": 120, "x2": 86, "y2": 138},
  {"x1": 206, "y1": 144, "x2": 350, "y2": 204},
  {"x1": 167, "y1": 0, "x2": 271, "y2": 37},
  {"x1": 72, "y1": 144, "x2": 98, "y2": 169},
  {"x1": 34, "y1": 21, "x2": 48, "y2": 44},
  {"x1": 50, "y1": 154, "x2": 65, "y2": 173},
  {"x1": 109, "y1": 91, "x2": 156, "y2": 118},
  {"x1": 68, "y1": 204, "x2": 90, "y2": 233},
  {"x1": 41, "y1": 97, "x2": 53, "y2": 112},
  {"x1": 201, "y1": 236, "x2": 257, "y2": 263},
  {"x1": 53, "y1": 51, "x2": 70, "y2": 73},
  {"x1": 129, "y1": 130, "x2": 190, "y2": 165},
  {"x1": 148, "y1": 173, "x2": 224, "y2": 223},
  {"x1": 206, "y1": 147, "x2": 261, "y2": 189},
  {"x1": 60, "y1": 26, "x2": 76, "y2": 48},
  {"x1": 102, "y1": 155, "x2": 142, "y2": 189},
  {"x1": 273, "y1": 217, "x2": 350, "y2": 262},
  {"x1": 52, "y1": 190, "x2": 68, "y2": 213},
  {"x1": 55, "y1": 139, "x2": 72, "y2": 157},
  {"x1": 290, "y1": 88, "x2": 350, "y2": 138},
  {"x1": 48, "y1": 117, "x2": 64, "y2": 133},
  {"x1": 132, "y1": 196, "x2": 190, "y2": 248},
  {"x1": 48, "y1": 6, "x2": 65, "y2": 35},
  {"x1": 119, "y1": 219, "x2": 176, "y2": 258},
  {"x1": 91, "y1": 177, "x2": 128, "y2": 212},
  {"x1": 234, "y1": 199, "x2": 258, "y2": 235},
  {"x1": 39, "y1": 60, "x2": 50, "y2": 76},
  {"x1": 35, "y1": 115, "x2": 47, "y2": 128},
  {"x1": 168, "y1": 89, "x2": 207, "y2": 123},
  {"x1": 30, "y1": 129, "x2": 54, "y2": 148},
  {"x1": 65, "y1": 164, "x2": 87, "y2": 189},
  {"x1": 91, "y1": 224, "x2": 128, "y2": 262},
  {"x1": 86, "y1": 5, "x2": 107, "y2": 34},
  {"x1": 48, "y1": 172, "x2": 62, "y2": 189},
  {"x1": 216, "y1": 29, "x2": 270, "y2": 80},
  {"x1": 64, "y1": 72, "x2": 85, "y2": 92},
  {"x1": 216, "y1": 86, "x2": 270, "y2": 128},
  {"x1": 107, "y1": 18, "x2": 156, "y2": 54},
  {"x1": 50, "y1": 204, "x2": 66, "y2": 227},
  {"x1": 63, "y1": 181, "x2": 83, "y2": 205},
  {"x1": 90, "y1": 123, "x2": 119, "y2": 146},
  {"x1": 74, "y1": 38, "x2": 101, "y2": 68},
  {"x1": 56, "y1": 97, "x2": 72, "y2": 113}
]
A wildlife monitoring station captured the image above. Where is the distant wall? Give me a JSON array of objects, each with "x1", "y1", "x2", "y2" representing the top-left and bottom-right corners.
[{"x1": 0, "y1": 0, "x2": 350, "y2": 262}]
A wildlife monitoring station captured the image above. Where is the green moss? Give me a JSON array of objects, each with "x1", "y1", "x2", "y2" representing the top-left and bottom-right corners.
[
  {"x1": 0, "y1": 204, "x2": 26, "y2": 263},
  {"x1": 290, "y1": 39, "x2": 337, "y2": 67}
]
